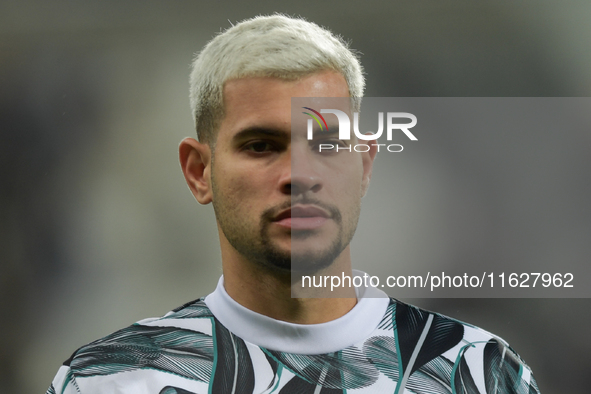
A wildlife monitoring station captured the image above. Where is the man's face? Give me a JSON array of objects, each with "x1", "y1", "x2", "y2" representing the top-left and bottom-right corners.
[{"x1": 209, "y1": 71, "x2": 375, "y2": 272}]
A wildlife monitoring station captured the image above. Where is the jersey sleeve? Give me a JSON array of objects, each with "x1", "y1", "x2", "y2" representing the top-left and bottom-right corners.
[
  {"x1": 46, "y1": 365, "x2": 81, "y2": 394},
  {"x1": 463, "y1": 338, "x2": 541, "y2": 394},
  {"x1": 494, "y1": 341, "x2": 541, "y2": 394}
]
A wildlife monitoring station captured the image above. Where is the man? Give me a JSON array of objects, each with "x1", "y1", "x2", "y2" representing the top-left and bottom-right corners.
[{"x1": 47, "y1": 15, "x2": 540, "y2": 393}]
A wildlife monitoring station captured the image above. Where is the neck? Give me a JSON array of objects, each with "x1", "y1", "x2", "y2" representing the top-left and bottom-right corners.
[{"x1": 221, "y1": 243, "x2": 357, "y2": 324}]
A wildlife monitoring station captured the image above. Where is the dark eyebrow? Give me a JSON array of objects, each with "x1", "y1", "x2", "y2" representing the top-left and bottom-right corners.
[
  {"x1": 232, "y1": 127, "x2": 289, "y2": 142},
  {"x1": 310, "y1": 126, "x2": 340, "y2": 138}
]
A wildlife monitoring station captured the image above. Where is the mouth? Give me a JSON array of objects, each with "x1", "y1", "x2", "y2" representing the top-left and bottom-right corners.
[{"x1": 273, "y1": 205, "x2": 331, "y2": 230}]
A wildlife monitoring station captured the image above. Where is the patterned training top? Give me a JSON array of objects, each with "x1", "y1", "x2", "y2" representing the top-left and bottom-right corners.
[{"x1": 47, "y1": 276, "x2": 540, "y2": 394}]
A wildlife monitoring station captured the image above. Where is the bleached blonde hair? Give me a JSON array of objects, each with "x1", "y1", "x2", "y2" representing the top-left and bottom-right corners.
[{"x1": 189, "y1": 14, "x2": 365, "y2": 143}]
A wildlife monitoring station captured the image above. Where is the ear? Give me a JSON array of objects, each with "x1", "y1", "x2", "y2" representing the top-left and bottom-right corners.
[
  {"x1": 179, "y1": 137, "x2": 213, "y2": 204},
  {"x1": 361, "y1": 136, "x2": 378, "y2": 197}
]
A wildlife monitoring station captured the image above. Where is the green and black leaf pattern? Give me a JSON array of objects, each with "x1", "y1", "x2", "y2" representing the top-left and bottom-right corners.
[
  {"x1": 159, "y1": 386, "x2": 196, "y2": 394},
  {"x1": 405, "y1": 355, "x2": 455, "y2": 394},
  {"x1": 278, "y1": 374, "x2": 345, "y2": 394},
  {"x1": 262, "y1": 349, "x2": 281, "y2": 390},
  {"x1": 365, "y1": 302, "x2": 465, "y2": 393},
  {"x1": 395, "y1": 303, "x2": 464, "y2": 377},
  {"x1": 364, "y1": 335, "x2": 400, "y2": 382},
  {"x1": 452, "y1": 344, "x2": 481, "y2": 393},
  {"x1": 265, "y1": 347, "x2": 379, "y2": 390},
  {"x1": 47, "y1": 298, "x2": 540, "y2": 394},
  {"x1": 210, "y1": 317, "x2": 256, "y2": 394},
  {"x1": 483, "y1": 339, "x2": 536, "y2": 394},
  {"x1": 68, "y1": 325, "x2": 214, "y2": 382},
  {"x1": 449, "y1": 338, "x2": 541, "y2": 394},
  {"x1": 162, "y1": 299, "x2": 214, "y2": 320},
  {"x1": 376, "y1": 300, "x2": 396, "y2": 331}
]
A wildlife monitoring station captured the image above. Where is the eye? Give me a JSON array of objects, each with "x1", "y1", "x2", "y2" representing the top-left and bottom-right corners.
[{"x1": 243, "y1": 140, "x2": 276, "y2": 153}]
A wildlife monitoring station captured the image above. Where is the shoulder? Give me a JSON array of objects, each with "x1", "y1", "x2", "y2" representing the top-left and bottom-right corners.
[
  {"x1": 382, "y1": 298, "x2": 540, "y2": 393},
  {"x1": 66, "y1": 298, "x2": 215, "y2": 369},
  {"x1": 54, "y1": 299, "x2": 217, "y2": 392}
]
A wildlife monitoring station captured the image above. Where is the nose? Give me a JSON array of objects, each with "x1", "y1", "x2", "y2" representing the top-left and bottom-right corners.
[{"x1": 280, "y1": 144, "x2": 322, "y2": 196}]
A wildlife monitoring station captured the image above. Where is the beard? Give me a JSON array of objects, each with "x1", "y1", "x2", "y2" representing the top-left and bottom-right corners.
[
  {"x1": 261, "y1": 198, "x2": 354, "y2": 273},
  {"x1": 212, "y1": 188, "x2": 359, "y2": 274}
]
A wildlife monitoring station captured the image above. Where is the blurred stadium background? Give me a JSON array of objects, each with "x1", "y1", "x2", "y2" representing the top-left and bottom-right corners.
[{"x1": 1, "y1": 1, "x2": 590, "y2": 392}]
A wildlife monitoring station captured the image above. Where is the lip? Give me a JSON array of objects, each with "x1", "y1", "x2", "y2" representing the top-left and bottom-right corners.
[{"x1": 274, "y1": 205, "x2": 331, "y2": 230}]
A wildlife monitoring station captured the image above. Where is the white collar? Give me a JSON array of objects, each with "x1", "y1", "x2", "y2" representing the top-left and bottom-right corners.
[{"x1": 204, "y1": 270, "x2": 389, "y2": 354}]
